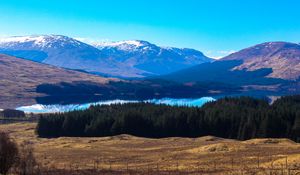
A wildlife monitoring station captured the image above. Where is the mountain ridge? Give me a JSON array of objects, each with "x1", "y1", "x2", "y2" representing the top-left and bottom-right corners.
[
  {"x1": 93, "y1": 39, "x2": 213, "y2": 75},
  {"x1": 0, "y1": 35, "x2": 213, "y2": 77},
  {"x1": 221, "y1": 41, "x2": 300, "y2": 80},
  {"x1": 160, "y1": 41, "x2": 300, "y2": 94}
]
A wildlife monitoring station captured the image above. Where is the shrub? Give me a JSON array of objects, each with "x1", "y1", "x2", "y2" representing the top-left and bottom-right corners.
[{"x1": 0, "y1": 132, "x2": 19, "y2": 175}]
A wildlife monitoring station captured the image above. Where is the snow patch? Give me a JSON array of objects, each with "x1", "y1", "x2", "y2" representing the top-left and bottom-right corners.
[
  {"x1": 96, "y1": 40, "x2": 144, "y2": 47},
  {"x1": 0, "y1": 35, "x2": 82, "y2": 48},
  {"x1": 93, "y1": 40, "x2": 149, "y2": 51}
]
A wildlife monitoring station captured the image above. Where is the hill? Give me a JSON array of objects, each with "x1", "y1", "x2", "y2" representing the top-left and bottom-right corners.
[
  {"x1": 0, "y1": 54, "x2": 234, "y2": 108},
  {"x1": 0, "y1": 54, "x2": 116, "y2": 108},
  {"x1": 160, "y1": 42, "x2": 300, "y2": 94},
  {"x1": 222, "y1": 42, "x2": 300, "y2": 80}
]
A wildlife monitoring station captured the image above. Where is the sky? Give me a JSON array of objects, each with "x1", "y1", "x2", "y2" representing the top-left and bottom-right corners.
[{"x1": 0, "y1": 0, "x2": 300, "y2": 58}]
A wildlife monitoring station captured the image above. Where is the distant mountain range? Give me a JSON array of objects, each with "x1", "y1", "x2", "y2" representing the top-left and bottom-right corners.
[
  {"x1": 0, "y1": 35, "x2": 213, "y2": 78},
  {"x1": 93, "y1": 40, "x2": 213, "y2": 75},
  {"x1": 0, "y1": 54, "x2": 227, "y2": 108},
  {"x1": 161, "y1": 42, "x2": 300, "y2": 94},
  {"x1": 1, "y1": 35, "x2": 300, "y2": 108}
]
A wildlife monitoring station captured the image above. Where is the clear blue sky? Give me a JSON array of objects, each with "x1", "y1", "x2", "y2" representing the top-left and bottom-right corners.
[{"x1": 0, "y1": 0, "x2": 299, "y2": 58}]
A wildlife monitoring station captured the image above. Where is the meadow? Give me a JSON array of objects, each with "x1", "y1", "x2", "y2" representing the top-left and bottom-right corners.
[{"x1": 1, "y1": 122, "x2": 300, "y2": 174}]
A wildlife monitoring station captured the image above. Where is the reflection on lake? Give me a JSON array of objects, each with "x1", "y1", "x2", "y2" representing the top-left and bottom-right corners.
[{"x1": 16, "y1": 97, "x2": 215, "y2": 113}]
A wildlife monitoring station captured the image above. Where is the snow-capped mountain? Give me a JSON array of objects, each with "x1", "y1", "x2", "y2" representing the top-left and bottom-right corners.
[
  {"x1": 94, "y1": 40, "x2": 213, "y2": 75},
  {"x1": 0, "y1": 35, "x2": 83, "y2": 49},
  {"x1": 94, "y1": 40, "x2": 149, "y2": 50},
  {"x1": 0, "y1": 35, "x2": 213, "y2": 77},
  {"x1": 0, "y1": 35, "x2": 146, "y2": 77}
]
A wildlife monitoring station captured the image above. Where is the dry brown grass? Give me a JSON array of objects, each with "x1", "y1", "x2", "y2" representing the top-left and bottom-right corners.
[
  {"x1": 1, "y1": 122, "x2": 300, "y2": 174},
  {"x1": 0, "y1": 54, "x2": 118, "y2": 108}
]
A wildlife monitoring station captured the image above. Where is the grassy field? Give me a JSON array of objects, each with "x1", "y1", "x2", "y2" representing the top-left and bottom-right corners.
[{"x1": 1, "y1": 122, "x2": 300, "y2": 174}]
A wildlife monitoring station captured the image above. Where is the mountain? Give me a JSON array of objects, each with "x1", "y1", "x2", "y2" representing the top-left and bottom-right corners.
[
  {"x1": 160, "y1": 42, "x2": 300, "y2": 94},
  {"x1": 0, "y1": 35, "x2": 146, "y2": 78},
  {"x1": 0, "y1": 53, "x2": 230, "y2": 108},
  {"x1": 0, "y1": 54, "x2": 118, "y2": 108},
  {"x1": 0, "y1": 35, "x2": 213, "y2": 78},
  {"x1": 94, "y1": 40, "x2": 213, "y2": 75},
  {"x1": 222, "y1": 42, "x2": 300, "y2": 80}
]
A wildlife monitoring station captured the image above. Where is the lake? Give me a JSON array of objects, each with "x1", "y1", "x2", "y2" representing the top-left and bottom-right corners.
[{"x1": 16, "y1": 97, "x2": 216, "y2": 113}]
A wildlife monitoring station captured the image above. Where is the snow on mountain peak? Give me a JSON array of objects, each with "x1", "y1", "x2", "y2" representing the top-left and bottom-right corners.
[
  {"x1": 93, "y1": 40, "x2": 154, "y2": 51},
  {"x1": 0, "y1": 35, "x2": 83, "y2": 49}
]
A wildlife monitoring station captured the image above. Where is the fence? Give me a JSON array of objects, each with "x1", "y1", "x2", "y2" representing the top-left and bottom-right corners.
[{"x1": 13, "y1": 154, "x2": 299, "y2": 175}]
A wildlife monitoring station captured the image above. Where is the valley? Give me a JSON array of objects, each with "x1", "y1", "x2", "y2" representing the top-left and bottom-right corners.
[
  {"x1": 1, "y1": 122, "x2": 300, "y2": 174},
  {"x1": 1, "y1": 36, "x2": 300, "y2": 110},
  {"x1": 1, "y1": 2, "x2": 300, "y2": 175}
]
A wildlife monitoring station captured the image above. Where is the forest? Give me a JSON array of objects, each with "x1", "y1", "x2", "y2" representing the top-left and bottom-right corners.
[{"x1": 36, "y1": 96, "x2": 300, "y2": 142}]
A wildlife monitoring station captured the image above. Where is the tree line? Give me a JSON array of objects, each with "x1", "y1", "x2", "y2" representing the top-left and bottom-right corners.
[
  {"x1": 0, "y1": 109, "x2": 25, "y2": 118},
  {"x1": 36, "y1": 96, "x2": 300, "y2": 142}
]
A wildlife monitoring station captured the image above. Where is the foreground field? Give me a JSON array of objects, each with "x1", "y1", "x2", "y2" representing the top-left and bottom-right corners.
[{"x1": 1, "y1": 122, "x2": 300, "y2": 174}]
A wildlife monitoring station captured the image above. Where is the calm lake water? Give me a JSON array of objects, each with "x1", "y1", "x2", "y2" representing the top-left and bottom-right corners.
[{"x1": 16, "y1": 97, "x2": 216, "y2": 113}]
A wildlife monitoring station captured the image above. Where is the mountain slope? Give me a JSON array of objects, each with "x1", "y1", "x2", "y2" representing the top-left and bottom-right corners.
[
  {"x1": 0, "y1": 35, "x2": 146, "y2": 78},
  {"x1": 0, "y1": 54, "x2": 117, "y2": 108},
  {"x1": 0, "y1": 35, "x2": 213, "y2": 77},
  {"x1": 160, "y1": 42, "x2": 300, "y2": 94},
  {"x1": 0, "y1": 54, "x2": 231, "y2": 108},
  {"x1": 94, "y1": 40, "x2": 213, "y2": 75},
  {"x1": 222, "y1": 42, "x2": 300, "y2": 80}
]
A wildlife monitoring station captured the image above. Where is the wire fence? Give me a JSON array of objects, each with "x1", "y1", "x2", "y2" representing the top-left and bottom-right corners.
[{"x1": 9, "y1": 154, "x2": 299, "y2": 175}]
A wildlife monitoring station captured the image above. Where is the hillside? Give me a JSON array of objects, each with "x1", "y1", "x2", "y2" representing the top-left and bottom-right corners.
[
  {"x1": 94, "y1": 40, "x2": 213, "y2": 75},
  {"x1": 0, "y1": 35, "x2": 212, "y2": 78},
  {"x1": 160, "y1": 42, "x2": 300, "y2": 94},
  {"x1": 0, "y1": 54, "x2": 234, "y2": 108},
  {"x1": 0, "y1": 54, "x2": 117, "y2": 108},
  {"x1": 222, "y1": 42, "x2": 300, "y2": 80},
  {"x1": 0, "y1": 35, "x2": 146, "y2": 77}
]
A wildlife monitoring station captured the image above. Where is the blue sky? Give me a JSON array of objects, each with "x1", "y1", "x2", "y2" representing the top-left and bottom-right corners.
[{"x1": 0, "y1": 0, "x2": 299, "y2": 58}]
